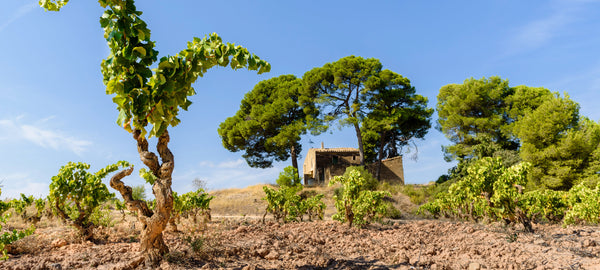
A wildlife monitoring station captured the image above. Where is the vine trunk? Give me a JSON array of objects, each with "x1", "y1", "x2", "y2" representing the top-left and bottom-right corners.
[{"x1": 110, "y1": 130, "x2": 174, "y2": 266}]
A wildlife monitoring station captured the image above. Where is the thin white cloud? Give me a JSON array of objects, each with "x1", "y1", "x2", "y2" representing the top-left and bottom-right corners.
[
  {"x1": 0, "y1": 117, "x2": 92, "y2": 156},
  {"x1": 198, "y1": 161, "x2": 216, "y2": 168},
  {"x1": 505, "y1": 0, "x2": 593, "y2": 55},
  {"x1": 198, "y1": 159, "x2": 247, "y2": 169},
  {"x1": 0, "y1": 3, "x2": 37, "y2": 33},
  {"x1": 513, "y1": 13, "x2": 570, "y2": 51},
  {"x1": 0, "y1": 119, "x2": 19, "y2": 141},
  {"x1": 0, "y1": 173, "x2": 48, "y2": 199},
  {"x1": 217, "y1": 159, "x2": 246, "y2": 169},
  {"x1": 545, "y1": 64, "x2": 600, "y2": 92},
  {"x1": 543, "y1": 64, "x2": 600, "y2": 120}
]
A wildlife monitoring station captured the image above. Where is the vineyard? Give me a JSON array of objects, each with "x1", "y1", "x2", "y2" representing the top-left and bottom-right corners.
[
  {"x1": 0, "y1": 165, "x2": 599, "y2": 269},
  {"x1": 0, "y1": 179, "x2": 599, "y2": 269},
  {"x1": 2, "y1": 154, "x2": 598, "y2": 269}
]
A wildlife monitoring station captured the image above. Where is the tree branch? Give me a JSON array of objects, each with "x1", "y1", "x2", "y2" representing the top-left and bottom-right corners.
[
  {"x1": 110, "y1": 166, "x2": 153, "y2": 219},
  {"x1": 53, "y1": 200, "x2": 69, "y2": 223},
  {"x1": 156, "y1": 130, "x2": 174, "y2": 179},
  {"x1": 74, "y1": 201, "x2": 87, "y2": 228},
  {"x1": 133, "y1": 129, "x2": 160, "y2": 176},
  {"x1": 153, "y1": 130, "x2": 174, "y2": 221}
]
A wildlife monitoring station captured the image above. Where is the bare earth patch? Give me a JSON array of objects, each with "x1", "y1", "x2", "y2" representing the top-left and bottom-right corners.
[{"x1": 1, "y1": 218, "x2": 599, "y2": 269}]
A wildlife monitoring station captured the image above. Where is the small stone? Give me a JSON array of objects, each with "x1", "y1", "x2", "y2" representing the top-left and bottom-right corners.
[
  {"x1": 409, "y1": 256, "x2": 420, "y2": 265},
  {"x1": 265, "y1": 250, "x2": 279, "y2": 260},
  {"x1": 468, "y1": 262, "x2": 481, "y2": 270},
  {"x1": 242, "y1": 265, "x2": 256, "y2": 270},
  {"x1": 586, "y1": 264, "x2": 600, "y2": 270},
  {"x1": 583, "y1": 239, "x2": 597, "y2": 247},
  {"x1": 255, "y1": 248, "x2": 269, "y2": 258},
  {"x1": 51, "y1": 239, "x2": 68, "y2": 249},
  {"x1": 235, "y1": 225, "x2": 248, "y2": 234},
  {"x1": 533, "y1": 239, "x2": 546, "y2": 246}
]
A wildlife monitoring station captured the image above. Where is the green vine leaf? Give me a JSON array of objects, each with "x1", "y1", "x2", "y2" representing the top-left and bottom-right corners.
[
  {"x1": 139, "y1": 168, "x2": 157, "y2": 185},
  {"x1": 94, "y1": 1, "x2": 270, "y2": 138},
  {"x1": 39, "y1": 0, "x2": 69, "y2": 11}
]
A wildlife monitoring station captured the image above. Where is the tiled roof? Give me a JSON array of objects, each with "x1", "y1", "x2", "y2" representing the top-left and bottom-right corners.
[
  {"x1": 311, "y1": 148, "x2": 359, "y2": 153},
  {"x1": 382, "y1": 155, "x2": 403, "y2": 162}
]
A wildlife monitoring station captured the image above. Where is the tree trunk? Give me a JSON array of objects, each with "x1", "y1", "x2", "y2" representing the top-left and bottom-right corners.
[
  {"x1": 53, "y1": 200, "x2": 95, "y2": 241},
  {"x1": 353, "y1": 123, "x2": 365, "y2": 166},
  {"x1": 110, "y1": 129, "x2": 174, "y2": 267},
  {"x1": 517, "y1": 208, "x2": 534, "y2": 233},
  {"x1": 76, "y1": 223, "x2": 95, "y2": 242},
  {"x1": 345, "y1": 199, "x2": 354, "y2": 228},
  {"x1": 376, "y1": 131, "x2": 386, "y2": 180},
  {"x1": 290, "y1": 145, "x2": 299, "y2": 182}
]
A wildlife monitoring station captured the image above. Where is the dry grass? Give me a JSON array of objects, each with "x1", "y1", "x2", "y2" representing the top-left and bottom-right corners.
[
  {"x1": 209, "y1": 184, "x2": 268, "y2": 217},
  {"x1": 208, "y1": 184, "x2": 343, "y2": 218},
  {"x1": 208, "y1": 183, "x2": 418, "y2": 220}
]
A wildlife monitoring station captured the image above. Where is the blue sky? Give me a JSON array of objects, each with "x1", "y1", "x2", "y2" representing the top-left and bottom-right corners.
[{"x1": 1, "y1": 0, "x2": 600, "y2": 199}]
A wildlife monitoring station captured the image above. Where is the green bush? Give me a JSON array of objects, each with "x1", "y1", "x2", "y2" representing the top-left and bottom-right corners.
[
  {"x1": 520, "y1": 189, "x2": 567, "y2": 223},
  {"x1": 49, "y1": 161, "x2": 130, "y2": 240},
  {"x1": 343, "y1": 166, "x2": 378, "y2": 191},
  {"x1": 300, "y1": 193, "x2": 326, "y2": 221},
  {"x1": 329, "y1": 167, "x2": 390, "y2": 227},
  {"x1": 131, "y1": 185, "x2": 147, "y2": 201},
  {"x1": 172, "y1": 189, "x2": 214, "y2": 225},
  {"x1": 276, "y1": 166, "x2": 301, "y2": 187},
  {"x1": 563, "y1": 182, "x2": 600, "y2": 225},
  {"x1": 262, "y1": 166, "x2": 325, "y2": 223},
  {"x1": 419, "y1": 158, "x2": 532, "y2": 226},
  {"x1": 0, "y1": 189, "x2": 34, "y2": 260},
  {"x1": 419, "y1": 157, "x2": 600, "y2": 231},
  {"x1": 9, "y1": 194, "x2": 46, "y2": 225}
]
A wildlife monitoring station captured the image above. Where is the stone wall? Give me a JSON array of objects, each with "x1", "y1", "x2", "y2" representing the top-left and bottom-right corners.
[
  {"x1": 303, "y1": 148, "x2": 404, "y2": 185},
  {"x1": 367, "y1": 156, "x2": 404, "y2": 184}
]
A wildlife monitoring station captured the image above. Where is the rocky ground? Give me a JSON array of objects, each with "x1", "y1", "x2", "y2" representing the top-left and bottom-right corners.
[{"x1": 1, "y1": 217, "x2": 599, "y2": 270}]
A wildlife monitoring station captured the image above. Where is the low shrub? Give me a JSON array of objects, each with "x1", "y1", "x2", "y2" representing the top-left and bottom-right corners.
[{"x1": 330, "y1": 167, "x2": 390, "y2": 227}]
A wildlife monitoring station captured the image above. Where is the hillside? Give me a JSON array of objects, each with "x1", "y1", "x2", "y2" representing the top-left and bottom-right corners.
[{"x1": 208, "y1": 184, "x2": 419, "y2": 220}]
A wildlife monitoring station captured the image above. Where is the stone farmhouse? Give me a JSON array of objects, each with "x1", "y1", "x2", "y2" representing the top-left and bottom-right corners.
[{"x1": 302, "y1": 145, "x2": 404, "y2": 186}]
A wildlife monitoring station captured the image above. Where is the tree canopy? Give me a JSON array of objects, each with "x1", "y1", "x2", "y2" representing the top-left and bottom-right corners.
[
  {"x1": 512, "y1": 94, "x2": 600, "y2": 190},
  {"x1": 219, "y1": 75, "x2": 316, "y2": 172},
  {"x1": 437, "y1": 76, "x2": 600, "y2": 190},
  {"x1": 361, "y1": 70, "x2": 433, "y2": 178},
  {"x1": 222, "y1": 57, "x2": 432, "y2": 179},
  {"x1": 437, "y1": 76, "x2": 516, "y2": 161},
  {"x1": 303, "y1": 56, "x2": 385, "y2": 165}
]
